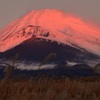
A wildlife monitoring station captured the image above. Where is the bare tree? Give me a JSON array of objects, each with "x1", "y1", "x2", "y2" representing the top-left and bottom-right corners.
[
  {"x1": 39, "y1": 53, "x2": 56, "y2": 69},
  {"x1": 0, "y1": 53, "x2": 19, "y2": 79}
]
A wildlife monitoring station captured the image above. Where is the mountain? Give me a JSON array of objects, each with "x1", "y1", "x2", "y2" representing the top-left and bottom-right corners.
[
  {"x1": 0, "y1": 9, "x2": 100, "y2": 64},
  {"x1": 94, "y1": 63, "x2": 100, "y2": 74}
]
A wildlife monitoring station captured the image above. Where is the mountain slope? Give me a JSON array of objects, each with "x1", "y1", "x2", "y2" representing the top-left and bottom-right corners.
[
  {"x1": 0, "y1": 9, "x2": 100, "y2": 57},
  {"x1": 0, "y1": 37, "x2": 98, "y2": 64}
]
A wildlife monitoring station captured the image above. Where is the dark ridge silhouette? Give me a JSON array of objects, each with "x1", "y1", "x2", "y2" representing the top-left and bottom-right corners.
[{"x1": 0, "y1": 37, "x2": 99, "y2": 64}]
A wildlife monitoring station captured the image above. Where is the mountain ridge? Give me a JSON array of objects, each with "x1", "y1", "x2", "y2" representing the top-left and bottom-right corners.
[{"x1": 0, "y1": 9, "x2": 100, "y2": 57}]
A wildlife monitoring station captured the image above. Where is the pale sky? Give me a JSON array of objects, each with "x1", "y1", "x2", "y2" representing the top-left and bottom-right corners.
[{"x1": 0, "y1": 0, "x2": 100, "y2": 29}]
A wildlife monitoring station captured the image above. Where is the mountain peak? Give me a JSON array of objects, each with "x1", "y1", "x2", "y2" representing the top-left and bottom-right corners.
[
  {"x1": 0, "y1": 9, "x2": 100, "y2": 56},
  {"x1": 30, "y1": 9, "x2": 63, "y2": 13}
]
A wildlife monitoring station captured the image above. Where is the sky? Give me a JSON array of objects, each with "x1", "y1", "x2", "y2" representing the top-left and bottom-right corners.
[{"x1": 0, "y1": 0, "x2": 100, "y2": 29}]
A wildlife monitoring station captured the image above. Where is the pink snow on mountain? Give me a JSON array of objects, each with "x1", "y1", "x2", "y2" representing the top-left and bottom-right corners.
[{"x1": 0, "y1": 9, "x2": 100, "y2": 55}]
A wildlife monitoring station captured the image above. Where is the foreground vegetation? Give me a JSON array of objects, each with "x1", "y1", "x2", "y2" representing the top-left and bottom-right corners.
[
  {"x1": 0, "y1": 54, "x2": 100, "y2": 100},
  {"x1": 0, "y1": 76, "x2": 100, "y2": 100}
]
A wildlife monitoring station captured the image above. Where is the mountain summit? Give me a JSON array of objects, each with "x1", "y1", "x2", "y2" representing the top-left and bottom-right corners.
[{"x1": 0, "y1": 9, "x2": 100, "y2": 61}]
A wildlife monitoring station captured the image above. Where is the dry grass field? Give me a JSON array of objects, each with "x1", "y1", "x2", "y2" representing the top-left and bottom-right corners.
[
  {"x1": 0, "y1": 76, "x2": 100, "y2": 100},
  {"x1": 0, "y1": 58, "x2": 100, "y2": 100}
]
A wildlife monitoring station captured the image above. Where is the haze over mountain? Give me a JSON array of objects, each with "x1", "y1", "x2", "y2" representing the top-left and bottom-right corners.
[{"x1": 0, "y1": 9, "x2": 100, "y2": 64}]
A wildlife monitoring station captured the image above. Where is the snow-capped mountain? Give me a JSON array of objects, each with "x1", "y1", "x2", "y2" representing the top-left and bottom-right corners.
[{"x1": 0, "y1": 9, "x2": 100, "y2": 62}]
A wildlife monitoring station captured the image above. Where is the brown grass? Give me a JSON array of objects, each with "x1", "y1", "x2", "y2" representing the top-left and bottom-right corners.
[{"x1": 0, "y1": 77, "x2": 100, "y2": 100}]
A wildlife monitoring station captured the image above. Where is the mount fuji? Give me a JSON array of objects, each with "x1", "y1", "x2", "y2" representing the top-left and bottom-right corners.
[{"x1": 0, "y1": 9, "x2": 100, "y2": 64}]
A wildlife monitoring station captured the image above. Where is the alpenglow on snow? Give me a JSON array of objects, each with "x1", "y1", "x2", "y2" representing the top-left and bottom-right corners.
[{"x1": 0, "y1": 9, "x2": 100, "y2": 56}]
